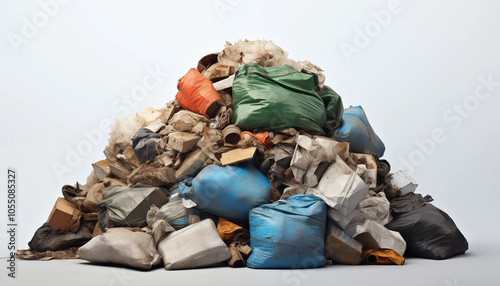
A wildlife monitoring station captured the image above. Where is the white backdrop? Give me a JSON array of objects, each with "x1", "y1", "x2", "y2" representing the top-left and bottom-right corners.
[{"x1": 1, "y1": 0, "x2": 500, "y2": 256}]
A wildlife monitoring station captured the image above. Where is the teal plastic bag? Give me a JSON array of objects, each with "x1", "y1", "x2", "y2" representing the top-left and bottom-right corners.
[
  {"x1": 247, "y1": 194, "x2": 327, "y2": 269},
  {"x1": 232, "y1": 63, "x2": 327, "y2": 135}
]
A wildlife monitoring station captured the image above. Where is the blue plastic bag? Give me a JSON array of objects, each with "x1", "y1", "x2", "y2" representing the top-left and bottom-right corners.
[
  {"x1": 247, "y1": 194, "x2": 327, "y2": 269},
  {"x1": 178, "y1": 162, "x2": 272, "y2": 225},
  {"x1": 333, "y1": 106, "x2": 385, "y2": 158}
]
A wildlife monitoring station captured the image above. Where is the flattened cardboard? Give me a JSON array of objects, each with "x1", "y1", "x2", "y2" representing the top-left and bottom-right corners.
[{"x1": 220, "y1": 147, "x2": 257, "y2": 166}]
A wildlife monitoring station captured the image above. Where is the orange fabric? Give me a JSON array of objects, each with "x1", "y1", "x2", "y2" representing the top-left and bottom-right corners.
[
  {"x1": 217, "y1": 217, "x2": 242, "y2": 241},
  {"x1": 363, "y1": 249, "x2": 405, "y2": 265},
  {"x1": 176, "y1": 68, "x2": 223, "y2": 118}
]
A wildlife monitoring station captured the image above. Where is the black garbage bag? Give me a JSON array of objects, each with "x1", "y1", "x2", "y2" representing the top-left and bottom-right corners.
[
  {"x1": 132, "y1": 128, "x2": 160, "y2": 163},
  {"x1": 28, "y1": 220, "x2": 96, "y2": 252},
  {"x1": 386, "y1": 202, "x2": 468, "y2": 260}
]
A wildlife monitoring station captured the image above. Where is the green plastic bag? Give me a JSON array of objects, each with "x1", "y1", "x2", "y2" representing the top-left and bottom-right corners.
[
  {"x1": 232, "y1": 63, "x2": 327, "y2": 135},
  {"x1": 319, "y1": 85, "x2": 344, "y2": 135}
]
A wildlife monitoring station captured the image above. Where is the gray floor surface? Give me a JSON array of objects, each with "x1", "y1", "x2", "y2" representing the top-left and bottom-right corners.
[{"x1": 3, "y1": 239, "x2": 498, "y2": 286}]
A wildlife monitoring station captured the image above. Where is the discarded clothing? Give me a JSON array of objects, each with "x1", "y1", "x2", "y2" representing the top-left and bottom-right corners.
[{"x1": 363, "y1": 249, "x2": 405, "y2": 265}]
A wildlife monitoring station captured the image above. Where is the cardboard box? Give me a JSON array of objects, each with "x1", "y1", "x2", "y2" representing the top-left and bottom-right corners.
[
  {"x1": 47, "y1": 197, "x2": 81, "y2": 232},
  {"x1": 325, "y1": 220, "x2": 363, "y2": 265},
  {"x1": 388, "y1": 170, "x2": 418, "y2": 196}
]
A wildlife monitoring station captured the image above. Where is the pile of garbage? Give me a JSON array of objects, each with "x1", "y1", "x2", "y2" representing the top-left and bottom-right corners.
[{"x1": 19, "y1": 40, "x2": 469, "y2": 269}]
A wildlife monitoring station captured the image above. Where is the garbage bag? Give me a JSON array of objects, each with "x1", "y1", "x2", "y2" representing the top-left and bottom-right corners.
[
  {"x1": 318, "y1": 85, "x2": 344, "y2": 134},
  {"x1": 148, "y1": 188, "x2": 198, "y2": 230},
  {"x1": 247, "y1": 194, "x2": 326, "y2": 269},
  {"x1": 385, "y1": 202, "x2": 468, "y2": 259},
  {"x1": 178, "y1": 162, "x2": 272, "y2": 225},
  {"x1": 97, "y1": 185, "x2": 169, "y2": 230},
  {"x1": 175, "y1": 68, "x2": 224, "y2": 118},
  {"x1": 333, "y1": 106, "x2": 385, "y2": 158},
  {"x1": 132, "y1": 128, "x2": 160, "y2": 163},
  {"x1": 157, "y1": 219, "x2": 230, "y2": 270},
  {"x1": 232, "y1": 63, "x2": 327, "y2": 135},
  {"x1": 28, "y1": 221, "x2": 96, "y2": 252},
  {"x1": 77, "y1": 228, "x2": 162, "y2": 270}
]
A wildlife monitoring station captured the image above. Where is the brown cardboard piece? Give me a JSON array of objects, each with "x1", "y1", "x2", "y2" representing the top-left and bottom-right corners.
[
  {"x1": 47, "y1": 198, "x2": 82, "y2": 232},
  {"x1": 168, "y1": 132, "x2": 201, "y2": 153},
  {"x1": 92, "y1": 159, "x2": 112, "y2": 181},
  {"x1": 175, "y1": 149, "x2": 206, "y2": 181},
  {"x1": 325, "y1": 220, "x2": 363, "y2": 265},
  {"x1": 220, "y1": 147, "x2": 257, "y2": 166},
  {"x1": 109, "y1": 160, "x2": 132, "y2": 180}
]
